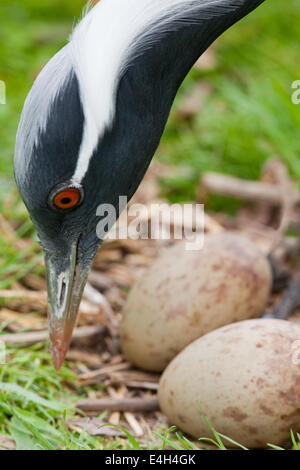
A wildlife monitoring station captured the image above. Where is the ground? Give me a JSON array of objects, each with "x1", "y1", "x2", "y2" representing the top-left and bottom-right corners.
[{"x1": 0, "y1": 0, "x2": 299, "y2": 450}]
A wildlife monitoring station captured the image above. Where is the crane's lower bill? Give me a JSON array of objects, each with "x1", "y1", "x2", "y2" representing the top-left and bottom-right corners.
[{"x1": 45, "y1": 243, "x2": 89, "y2": 371}]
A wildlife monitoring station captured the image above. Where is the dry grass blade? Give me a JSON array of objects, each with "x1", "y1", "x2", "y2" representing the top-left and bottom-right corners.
[
  {"x1": 199, "y1": 172, "x2": 289, "y2": 205},
  {"x1": 262, "y1": 157, "x2": 300, "y2": 236},
  {"x1": 66, "y1": 349, "x2": 102, "y2": 367},
  {"x1": 109, "y1": 412, "x2": 120, "y2": 426},
  {"x1": 177, "y1": 82, "x2": 212, "y2": 119},
  {"x1": 0, "y1": 308, "x2": 46, "y2": 332},
  {"x1": 194, "y1": 46, "x2": 217, "y2": 71},
  {"x1": 84, "y1": 282, "x2": 118, "y2": 335},
  {"x1": 0, "y1": 289, "x2": 46, "y2": 300},
  {"x1": 204, "y1": 213, "x2": 225, "y2": 234},
  {"x1": 108, "y1": 369, "x2": 160, "y2": 386},
  {"x1": 0, "y1": 288, "x2": 105, "y2": 318},
  {"x1": 88, "y1": 270, "x2": 112, "y2": 290},
  {"x1": 124, "y1": 381, "x2": 159, "y2": 391},
  {"x1": 0, "y1": 434, "x2": 16, "y2": 450}
]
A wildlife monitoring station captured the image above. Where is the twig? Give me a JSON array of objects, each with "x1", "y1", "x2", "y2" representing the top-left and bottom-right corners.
[
  {"x1": 108, "y1": 370, "x2": 160, "y2": 386},
  {"x1": 88, "y1": 270, "x2": 112, "y2": 290},
  {"x1": 0, "y1": 288, "x2": 103, "y2": 317},
  {"x1": 0, "y1": 325, "x2": 106, "y2": 346},
  {"x1": 272, "y1": 237, "x2": 300, "y2": 264},
  {"x1": 125, "y1": 381, "x2": 159, "y2": 391},
  {"x1": 75, "y1": 397, "x2": 159, "y2": 412},
  {"x1": 0, "y1": 289, "x2": 46, "y2": 301},
  {"x1": 124, "y1": 412, "x2": 144, "y2": 437},
  {"x1": 204, "y1": 213, "x2": 225, "y2": 234},
  {"x1": 109, "y1": 412, "x2": 120, "y2": 426},
  {"x1": 262, "y1": 157, "x2": 298, "y2": 235},
  {"x1": 78, "y1": 362, "x2": 131, "y2": 385}
]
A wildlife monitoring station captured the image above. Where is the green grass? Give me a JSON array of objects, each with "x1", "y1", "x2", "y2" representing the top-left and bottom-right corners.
[
  {"x1": 0, "y1": 0, "x2": 299, "y2": 450},
  {"x1": 0, "y1": 349, "x2": 299, "y2": 451}
]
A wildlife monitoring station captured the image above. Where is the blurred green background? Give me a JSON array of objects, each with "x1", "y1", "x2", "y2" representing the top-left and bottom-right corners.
[{"x1": 0, "y1": 0, "x2": 299, "y2": 207}]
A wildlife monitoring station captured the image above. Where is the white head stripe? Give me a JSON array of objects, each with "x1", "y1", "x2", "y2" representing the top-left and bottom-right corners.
[{"x1": 70, "y1": 0, "x2": 206, "y2": 184}]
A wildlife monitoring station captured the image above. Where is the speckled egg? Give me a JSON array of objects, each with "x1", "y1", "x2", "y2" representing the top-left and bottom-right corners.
[
  {"x1": 120, "y1": 233, "x2": 272, "y2": 371},
  {"x1": 158, "y1": 319, "x2": 300, "y2": 448}
]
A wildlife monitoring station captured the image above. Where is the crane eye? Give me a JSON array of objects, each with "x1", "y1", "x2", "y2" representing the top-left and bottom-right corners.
[
  {"x1": 49, "y1": 183, "x2": 84, "y2": 211},
  {"x1": 53, "y1": 188, "x2": 81, "y2": 209}
]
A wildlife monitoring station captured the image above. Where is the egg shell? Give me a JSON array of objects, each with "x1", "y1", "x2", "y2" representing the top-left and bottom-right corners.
[
  {"x1": 158, "y1": 319, "x2": 300, "y2": 448},
  {"x1": 120, "y1": 233, "x2": 272, "y2": 371}
]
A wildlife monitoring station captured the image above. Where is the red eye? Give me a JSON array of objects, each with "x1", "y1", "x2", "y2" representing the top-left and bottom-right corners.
[{"x1": 53, "y1": 188, "x2": 81, "y2": 210}]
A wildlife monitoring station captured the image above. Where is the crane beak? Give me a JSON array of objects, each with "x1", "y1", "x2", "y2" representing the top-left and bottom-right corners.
[{"x1": 45, "y1": 242, "x2": 89, "y2": 371}]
